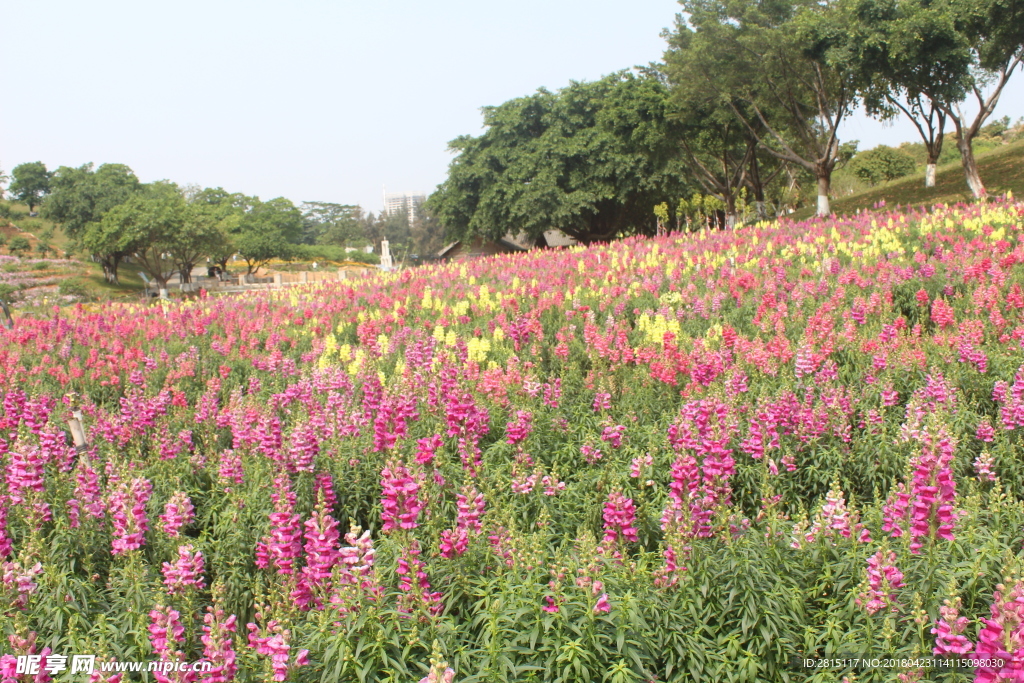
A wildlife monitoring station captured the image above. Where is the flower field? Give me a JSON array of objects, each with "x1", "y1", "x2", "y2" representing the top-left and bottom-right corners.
[{"x1": 4, "y1": 199, "x2": 1024, "y2": 682}]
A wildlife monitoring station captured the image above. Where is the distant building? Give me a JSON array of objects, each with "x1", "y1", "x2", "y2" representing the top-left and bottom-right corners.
[{"x1": 382, "y1": 189, "x2": 426, "y2": 226}]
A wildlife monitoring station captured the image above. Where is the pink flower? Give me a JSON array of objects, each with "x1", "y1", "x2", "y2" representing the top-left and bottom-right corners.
[
  {"x1": 292, "y1": 491, "x2": 341, "y2": 610},
  {"x1": 974, "y1": 580, "x2": 1024, "y2": 682},
  {"x1": 975, "y1": 451, "x2": 997, "y2": 482},
  {"x1": 977, "y1": 419, "x2": 996, "y2": 442},
  {"x1": 593, "y1": 593, "x2": 611, "y2": 614},
  {"x1": 159, "y1": 492, "x2": 194, "y2": 538},
  {"x1": 931, "y1": 298, "x2": 955, "y2": 328},
  {"x1": 109, "y1": 477, "x2": 153, "y2": 555},
  {"x1": 630, "y1": 454, "x2": 653, "y2": 478},
  {"x1": 148, "y1": 606, "x2": 192, "y2": 683},
  {"x1": 601, "y1": 489, "x2": 638, "y2": 549},
  {"x1": 414, "y1": 435, "x2": 444, "y2": 466},
  {"x1": 856, "y1": 549, "x2": 903, "y2": 615},
  {"x1": 907, "y1": 427, "x2": 958, "y2": 553},
  {"x1": 380, "y1": 460, "x2": 423, "y2": 532},
  {"x1": 396, "y1": 540, "x2": 442, "y2": 614},
  {"x1": 580, "y1": 443, "x2": 603, "y2": 464},
  {"x1": 600, "y1": 424, "x2": 626, "y2": 448},
  {"x1": 505, "y1": 410, "x2": 533, "y2": 445},
  {"x1": 254, "y1": 475, "x2": 301, "y2": 575},
  {"x1": 0, "y1": 497, "x2": 11, "y2": 559},
  {"x1": 162, "y1": 544, "x2": 206, "y2": 594},
  {"x1": 931, "y1": 597, "x2": 973, "y2": 656},
  {"x1": 200, "y1": 608, "x2": 238, "y2": 683},
  {"x1": 1, "y1": 559, "x2": 43, "y2": 609},
  {"x1": 247, "y1": 620, "x2": 306, "y2": 682}
]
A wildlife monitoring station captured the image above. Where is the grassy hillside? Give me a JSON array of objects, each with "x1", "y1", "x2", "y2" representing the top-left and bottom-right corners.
[
  {"x1": 0, "y1": 200, "x2": 148, "y2": 304},
  {"x1": 794, "y1": 138, "x2": 1024, "y2": 220}
]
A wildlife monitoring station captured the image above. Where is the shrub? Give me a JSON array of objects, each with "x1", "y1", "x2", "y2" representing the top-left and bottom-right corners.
[
  {"x1": 58, "y1": 278, "x2": 90, "y2": 299},
  {"x1": 0, "y1": 282, "x2": 19, "y2": 301},
  {"x1": 7, "y1": 236, "x2": 30, "y2": 256},
  {"x1": 850, "y1": 145, "x2": 917, "y2": 185}
]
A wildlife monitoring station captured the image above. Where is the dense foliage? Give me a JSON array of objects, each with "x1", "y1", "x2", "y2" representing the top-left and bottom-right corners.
[
  {"x1": 3, "y1": 199, "x2": 1024, "y2": 681},
  {"x1": 427, "y1": 70, "x2": 691, "y2": 243}
]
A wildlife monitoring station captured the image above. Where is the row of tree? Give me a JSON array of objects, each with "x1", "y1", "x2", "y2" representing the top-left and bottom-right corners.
[
  {"x1": 0, "y1": 162, "x2": 447, "y2": 287},
  {"x1": 429, "y1": 0, "x2": 1023, "y2": 242}
]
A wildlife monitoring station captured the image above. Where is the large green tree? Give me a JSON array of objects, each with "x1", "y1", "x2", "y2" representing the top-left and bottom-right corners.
[
  {"x1": 9, "y1": 162, "x2": 51, "y2": 212},
  {"x1": 91, "y1": 182, "x2": 186, "y2": 288},
  {"x1": 177, "y1": 186, "x2": 240, "y2": 283},
  {"x1": 941, "y1": 0, "x2": 1024, "y2": 197},
  {"x1": 300, "y1": 201, "x2": 362, "y2": 246},
  {"x1": 666, "y1": 0, "x2": 862, "y2": 216},
  {"x1": 428, "y1": 70, "x2": 690, "y2": 244},
  {"x1": 43, "y1": 163, "x2": 141, "y2": 240},
  {"x1": 233, "y1": 197, "x2": 302, "y2": 275},
  {"x1": 830, "y1": 0, "x2": 972, "y2": 188}
]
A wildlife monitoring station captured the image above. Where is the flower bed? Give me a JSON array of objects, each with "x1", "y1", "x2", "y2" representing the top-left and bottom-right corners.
[{"x1": 2, "y1": 199, "x2": 1024, "y2": 681}]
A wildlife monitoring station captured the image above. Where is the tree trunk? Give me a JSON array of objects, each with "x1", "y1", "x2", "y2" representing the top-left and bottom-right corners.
[
  {"x1": 924, "y1": 131, "x2": 942, "y2": 188},
  {"x1": 816, "y1": 175, "x2": 831, "y2": 217},
  {"x1": 101, "y1": 255, "x2": 121, "y2": 285},
  {"x1": 748, "y1": 153, "x2": 768, "y2": 220},
  {"x1": 724, "y1": 193, "x2": 738, "y2": 229},
  {"x1": 957, "y1": 136, "x2": 986, "y2": 198}
]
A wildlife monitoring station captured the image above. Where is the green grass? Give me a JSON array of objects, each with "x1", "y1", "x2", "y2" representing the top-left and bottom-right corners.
[{"x1": 792, "y1": 139, "x2": 1024, "y2": 220}]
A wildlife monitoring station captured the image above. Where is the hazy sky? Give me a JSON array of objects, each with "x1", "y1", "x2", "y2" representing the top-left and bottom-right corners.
[{"x1": 2, "y1": 1, "x2": 1021, "y2": 213}]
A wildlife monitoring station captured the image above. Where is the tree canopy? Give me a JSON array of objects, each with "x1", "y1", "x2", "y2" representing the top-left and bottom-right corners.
[
  {"x1": 43, "y1": 163, "x2": 141, "y2": 240},
  {"x1": 427, "y1": 70, "x2": 690, "y2": 244},
  {"x1": 9, "y1": 162, "x2": 50, "y2": 212}
]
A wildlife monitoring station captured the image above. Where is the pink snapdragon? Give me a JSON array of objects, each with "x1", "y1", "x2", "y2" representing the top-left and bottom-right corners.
[
  {"x1": 292, "y1": 492, "x2": 340, "y2": 610},
  {"x1": 976, "y1": 451, "x2": 998, "y2": 481},
  {"x1": 247, "y1": 620, "x2": 308, "y2": 682},
  {"x1": 396, "y1": 540, "x2": 442, "y2": 614},
  {"x1": 380, "y1": 460, "x2": 423, "y2": 532},
  {"x1": 199, "y1": 608, "x2": 238, "y2": 683},
  {"x1": 931, "y1": 597, "x2": 973, "y2": 656},
  {"x1": 856, "y1": 549, "x2": 904, "y2": 615},
  {"x1": 254, "y1": 475, "x2": 301, "y2": 576},
  {"x1": 73, "y1": 462, "x2": 104, "y2": 521},
  {"x1": 601, "y1": 489, "x2": 638, "y2": 550},
  {"x1": 804, "y1": 483, "x2": 870, "y2": 545},
  {"x1": 313, "y1": 472, "x2": 337, "y2": 510},
  {"x1": 600, "y1": 424, "x2": 626, "y2": 448},
  {"x1": 974, "y1": 580, "x2": 1024, "y2": 682},
  {"x1": 148, "y1": 606, "x2": 193, "y2": 683},
  {"x1": 505, "y1": 410, "x2": 532, "y2": 445},
  {"x1": 332, "y1": 526, "x2": 381, "y2": 613},
  {"x1": 6, "y1": 446, "x2": 46, "y2": 505},
  {"x1": 159, "y1": 492, "x2": 194, "y2": 538},
  {"x1": 1, "y1": 559, "x2": 43, "y2": 609},
  {"x1": 908, "y1": 427, "x2": 958, "y2": 553},
  {"x1": 109, "y1": 477, "x2": 154, "y2": 555},
  {"x1": 414, "y1": 434, "x2": 444, "y2": 466},
  {"x1": 162, "y1": 545, "x2": 206, "y2": 594},
  {"x1": 0, "y1": 497, "x2": 10, "y2": 559},
  {"x1": 580, "y1": 443, "x2": 602, "y2": 464}
]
